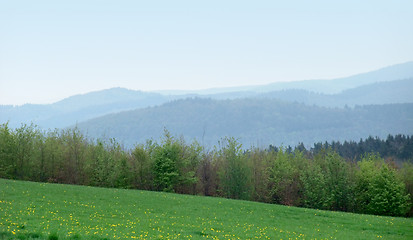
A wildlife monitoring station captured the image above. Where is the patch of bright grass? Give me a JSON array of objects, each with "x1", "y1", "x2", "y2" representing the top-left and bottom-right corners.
[{"x1": 1, "y1": 178, "x2": 412, "y2": 239}]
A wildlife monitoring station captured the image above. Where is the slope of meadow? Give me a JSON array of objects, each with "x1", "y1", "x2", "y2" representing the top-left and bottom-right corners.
[{"x1": 1, "y1": 179, "x2": 412, "y2": 240}]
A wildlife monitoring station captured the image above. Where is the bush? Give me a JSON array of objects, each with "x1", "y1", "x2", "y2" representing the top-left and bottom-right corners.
[{"x1": 356, "y1": 154, "x2": 410, "y2": 216}]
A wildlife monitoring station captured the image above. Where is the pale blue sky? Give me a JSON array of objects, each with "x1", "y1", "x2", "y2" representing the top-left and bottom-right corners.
[{"x1": 1, "y1": 0, "x2": 412, "y2": 105}]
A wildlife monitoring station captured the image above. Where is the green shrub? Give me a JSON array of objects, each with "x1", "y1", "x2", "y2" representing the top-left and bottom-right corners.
[{"x1": 356, "y1": 154, "x2": 410, "y2": 216}]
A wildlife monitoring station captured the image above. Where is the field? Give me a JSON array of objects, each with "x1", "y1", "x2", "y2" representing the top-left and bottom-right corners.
[{"x1": 1, "y1": 179, "x2": 412, "y2": 239}]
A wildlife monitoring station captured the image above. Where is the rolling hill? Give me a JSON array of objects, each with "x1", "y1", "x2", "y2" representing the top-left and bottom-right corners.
[
  {"x1": 1, "y1": 61, "x2": 413, "y2": 136},
  {"x1": 76, "y1": 98, "x2": 413, "y2": 148},
  {"x1": 0, "y1": 88, "x2": 175, "y2": 129},
  {"x1": 1, "y1": 179, "x2": 412, "y2": 239}
]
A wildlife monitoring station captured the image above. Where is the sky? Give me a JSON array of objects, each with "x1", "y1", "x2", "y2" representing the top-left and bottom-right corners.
[{"x1": 1, "y1": 0, "x2": 412, "y2": 105}]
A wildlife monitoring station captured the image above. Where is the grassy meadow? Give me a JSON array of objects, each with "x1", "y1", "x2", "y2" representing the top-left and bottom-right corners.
[{"x1": 1, "y1": 179, "x2": 412, "y2": 240}]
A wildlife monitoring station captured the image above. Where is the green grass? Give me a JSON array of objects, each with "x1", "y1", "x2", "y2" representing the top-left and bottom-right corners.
[{"x1": 1, "y1": 179, "x2": 412, "y2": 240}]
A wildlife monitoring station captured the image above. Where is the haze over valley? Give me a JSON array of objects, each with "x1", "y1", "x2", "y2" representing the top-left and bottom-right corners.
[{"x1": 1, "y1": 61, "x2": 413, "y2": 148}]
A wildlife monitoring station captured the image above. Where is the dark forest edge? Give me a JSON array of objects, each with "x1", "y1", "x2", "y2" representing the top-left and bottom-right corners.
[{"x1": 0, "y1": 122, "x2": 412, "y2": 217}]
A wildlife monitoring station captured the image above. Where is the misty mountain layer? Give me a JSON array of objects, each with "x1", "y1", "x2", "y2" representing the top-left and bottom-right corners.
[
  {"x1": 1, "y1": 61, "x2": 413, "y2": 148},
  {"x1": 76, "y1": 98, "x2": 413, "y2": 148}
]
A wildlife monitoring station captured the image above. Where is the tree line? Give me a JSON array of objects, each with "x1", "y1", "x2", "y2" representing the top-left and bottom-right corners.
[
  {"x1": 275, "y1": 134, "x2": 413, "y2": 164},
  {"x1": 0, "y1": 123, "x2": 411, "y2": 217}
]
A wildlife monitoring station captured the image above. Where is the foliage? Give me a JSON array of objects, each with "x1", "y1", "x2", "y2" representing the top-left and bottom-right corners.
[
  {"x1": 311, "y1": 134, "x2": 413, "y2": 163},
  {"x1": 356, "y1": 154, "x2": 410, "y2": 216},
  {"x1": 152, "y1": 130, "x2": 200, "y2": 193},
  {"x1": 300, "y1": 154, "x2": 334, "y2": 210},
  {"x1": 367, "y1": 164, "x2": 410, "y2": 216},
  {"x1": 215, "y1": 137, "x2": 250, "y2": 200},
  {"x1": 399, "y1": 162, "x2": 413, "y2": 216},
  {"x1": 314, "y1": 149, "x2": 355, "y2": 211},
  {"x1": 269, "y1": 148, "x2": 301, "y2": 206},
  {"x1": 152, "y1": 132, "x2": 181, "y2": 192},
  {"x1": 246, "y1": 148, "x2": 272, "y2": 203},
  {"x1": 130, "y1": 142, "x2": 154, "y2": 190},
  {"x1": 0, "y1": 122, "x2": 17, "y2": 179},
  {"x1": 0, "y1": 123, "x2": 412, "y2": 217}
]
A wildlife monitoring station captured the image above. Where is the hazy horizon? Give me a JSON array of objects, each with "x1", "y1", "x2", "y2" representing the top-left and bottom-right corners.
[{"x1": 1, "y1": 0, "x2": 413, "y2": 105}]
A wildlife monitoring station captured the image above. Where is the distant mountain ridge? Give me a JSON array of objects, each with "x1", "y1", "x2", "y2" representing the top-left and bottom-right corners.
[
  {"x1": 257, "y1": 78, "x2": 413, "y2": 107},
  {"x1": 53, "y1": 88, "x2": 167, "y2": 112},
  {"x1": 157, "y1": 61, "x2": 413, "y2": 95},
  {"x1": 1, "y1": 61, "x2": 413, "y2": 130},
  {"x1": 0, "y1": 88, "x2": 175, "y2": 129}
]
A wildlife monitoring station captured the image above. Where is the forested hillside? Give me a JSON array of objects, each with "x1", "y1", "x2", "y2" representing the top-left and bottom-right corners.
[
  {"x1": 0, "y1": 123, "x2": 411, "y2": 217},
  {"x1": 76, "y1": 98, "x2": 413, "y2": 148}
]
